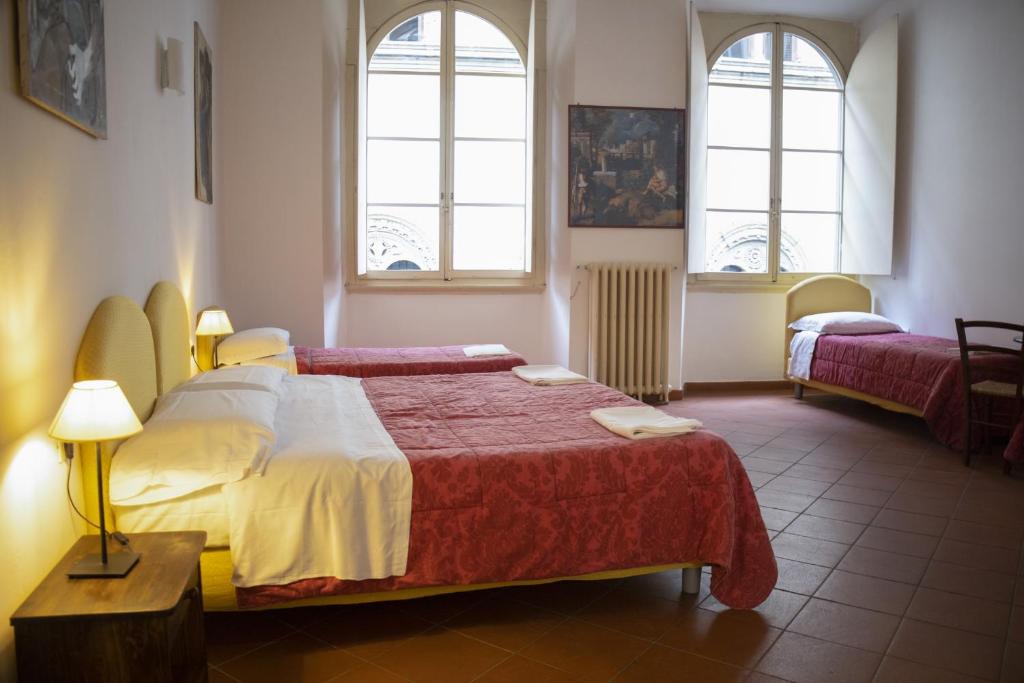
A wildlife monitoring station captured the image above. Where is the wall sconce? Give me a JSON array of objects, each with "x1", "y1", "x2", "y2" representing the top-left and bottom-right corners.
[{"x1": 160, "y1": 37, "x2": 185, "y2": 95}]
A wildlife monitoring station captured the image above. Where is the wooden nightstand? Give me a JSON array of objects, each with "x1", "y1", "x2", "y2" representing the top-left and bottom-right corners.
[{"x1": 11, "y1": 531, "x2": 208, "y2": 683}]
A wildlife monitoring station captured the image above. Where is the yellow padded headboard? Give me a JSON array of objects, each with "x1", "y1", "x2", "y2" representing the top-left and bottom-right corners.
[
  {"x1": 784, "y1": 275, "x2": 872, "y2": 368},
  {"x1": 145, "y1": 281, "x2": 192, "y2": 394},
  {"x1": 75, "y1": 296, "x2": 159, "y2": 422}
]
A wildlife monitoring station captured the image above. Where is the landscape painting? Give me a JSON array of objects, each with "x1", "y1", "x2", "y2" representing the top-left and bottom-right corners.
[
  {"x1": 569, "y1": 105, "x2": 685, "y2": 228},
  {"x1": 194, "y1": 22, "x2": 213, "y2": 204},
  {"x1": 17, "y1": 0, "x2": 107, "y2": 138}
]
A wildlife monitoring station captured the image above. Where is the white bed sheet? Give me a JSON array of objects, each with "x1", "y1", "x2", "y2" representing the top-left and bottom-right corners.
[
  {"x1": 788, "y1": 330, "x2": 821, "y2": 381},
  {"x1": 238, "y1": 347, "x2": 298, "y2": 375},
  {"x1": 223, "y1": 375, "x2": 412, "y2": 588},
  {"x1": 114, "y1": 485, "x2": 230, "y2": 547}
]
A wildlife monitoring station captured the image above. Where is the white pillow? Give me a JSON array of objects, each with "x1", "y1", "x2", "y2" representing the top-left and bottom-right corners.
[
  {"x1": 109, "y1": 388, "x2": 279, "y2": 506},
  {"x1": 789, "y1": 311, "x2": 905, "y2": 335},
  {"x1": 176, "y1": 365, "x2": 286, "y2": 393},
  {"x1": 239, "y1": 347, "x2": 298, "y2": 375},
  {"x1": 217, "y1": 327, "x2": 290, "y2": 365}
]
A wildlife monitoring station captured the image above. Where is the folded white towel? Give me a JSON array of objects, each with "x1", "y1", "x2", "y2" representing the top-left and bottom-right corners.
[
  {"x1": 591, "y1": 406, "x2": 702, "y2": 440},
  {"x1": 512, "y1": 364, "x2": 589, "y2": 385},
  {"x1": 464, "y1": 344, "x2": 512, "y2": 358}
]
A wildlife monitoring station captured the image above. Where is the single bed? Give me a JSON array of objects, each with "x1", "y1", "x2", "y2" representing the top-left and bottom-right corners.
[
  {"x1": 785, "y1": 275, "x2": 1022, "y2": 461},
  {"x1": 292, "y1": 344, "x2": 528, "y2": 377},
  {"x1": 74, "y1": 284, "x2": 776, "y2": 614}
]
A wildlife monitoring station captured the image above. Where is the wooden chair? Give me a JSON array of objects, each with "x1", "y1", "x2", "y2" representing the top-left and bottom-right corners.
[{"x1": 955, "y1": 319, "x2": 1024, "y2": 473}]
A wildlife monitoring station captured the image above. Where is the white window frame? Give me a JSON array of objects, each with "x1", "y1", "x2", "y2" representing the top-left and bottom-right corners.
[
  {"x1": 350, "y1": 0, "x2": 544, "y2": 290},
  {"x1": 694, "y1": 23, "x2": 847, "y2": 286}
]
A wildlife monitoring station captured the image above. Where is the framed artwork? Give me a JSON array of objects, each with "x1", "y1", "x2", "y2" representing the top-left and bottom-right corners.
[
  {"x1": 17, "y1": 0, "x2": 107, "y2": 138},
  {"x1": 194, "y1": 22, "x2": 213, "y2": 204},
  {"x1": 569, "y1": 105, "x2": 685, "y2": 228}
]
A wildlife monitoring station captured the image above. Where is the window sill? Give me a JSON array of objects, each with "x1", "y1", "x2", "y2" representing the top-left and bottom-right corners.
[{"x1": 346, "y1": 279, "x2": 546, "y2": 293}]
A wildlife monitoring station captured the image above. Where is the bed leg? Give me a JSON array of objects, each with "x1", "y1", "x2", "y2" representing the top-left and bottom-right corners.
[
  {"x1": 793, "y1": 383, "x2": 804, "y2": 400},
  {"x1": 682, "y1": 567, "x2": 701, "y2": 595}
]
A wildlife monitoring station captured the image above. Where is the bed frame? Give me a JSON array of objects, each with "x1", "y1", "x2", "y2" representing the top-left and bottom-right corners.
[
  {"x1": 73, "y1": 281, "x2": 702, "y2": 611},
  {"x1": 785, "y1": 275, "x2": 923, "y2": 417}
]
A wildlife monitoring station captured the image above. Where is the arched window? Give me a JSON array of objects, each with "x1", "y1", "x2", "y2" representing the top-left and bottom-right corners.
[
  {"x1": 361, "y1": 5, "x2": 531, "y2": 282},
  {"x1": 704, "y1": 25, "x2": 844, "y2": 276}
]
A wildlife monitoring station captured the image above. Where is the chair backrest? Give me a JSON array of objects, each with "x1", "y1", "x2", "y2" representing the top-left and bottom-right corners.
[{"x1": 954, "y1": 318, "x2": 1024, "y2": 401}]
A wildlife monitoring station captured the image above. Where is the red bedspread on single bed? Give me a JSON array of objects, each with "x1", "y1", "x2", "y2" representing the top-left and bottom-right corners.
[
  {"x1": 237, "y1": 373, "x2": 777, "y2": 609},
  {"x1": 809, "y1": 333, "x2": 1023, "y2": 461},
  {"x1": 293, "y1": 345, "x2": 527, "y2": 378}
]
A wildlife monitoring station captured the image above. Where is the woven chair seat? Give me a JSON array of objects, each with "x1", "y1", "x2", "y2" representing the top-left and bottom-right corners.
[{"x1": 970, "y1": 380, "x2": 1019, "y2": 399}]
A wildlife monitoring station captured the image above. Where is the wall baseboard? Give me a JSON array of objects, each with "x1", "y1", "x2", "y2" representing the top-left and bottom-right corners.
[{"x1": 682, "y1": 381, "x2": 792, "y2": 395}]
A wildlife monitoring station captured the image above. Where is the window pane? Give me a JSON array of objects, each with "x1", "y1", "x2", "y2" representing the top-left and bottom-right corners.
[
  {"x1": 368, "y1": 74, "x2": 439, "y2": 139},
  {"x1": 782, "y1": 151, "x2": 840, "y2": 211},
  {"x1": 707, "y1": 149, "x2": 769, "y2": 210},
  {"x1": 781, "y1": 213, "x2": 839, "y2": 272},
  {"x1": 708, "y1": 85, "x2": 771, "y2": 148},
  {"x1": 704, "y1": 211, "x2": 769, "y2": 273},
  {"x1": 783, "y1": 89, "x2": 842, "y2": 150},
  {"x1": 454, "y1": 140, "x2": 525, "y2": 204},
  {"x1": 455, "y1": 11, "x2": 524, "y2": 74},
  {"x1": 782, "y1": 33, "x2": 841, "y2": 89},
  {"x1": 367, "y1": 140, "x2": 439, "y2": 204},
  {"x1": 366, "y1": 206, "x2": 439, "y2": 272},
  {"x1": 370, "y1": 11, "x2": 441, "y2": 73},
  {"x1": 710, "y1": 32, "x2": 771, "y2": 86},
  {"x1": 453, "y1": 206, "x2": 525, "y2": 270},
  {"x1": 455, "y1": 75, "x2": 526, "y2": 139}
]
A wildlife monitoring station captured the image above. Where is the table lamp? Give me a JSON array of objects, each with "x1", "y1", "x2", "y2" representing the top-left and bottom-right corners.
[
  {"x1": 49, "y1": 380, "x2": 143, "y2": 577},
  {"x1": 196, "y1": 308, "x2": 233, "y2": 369}
]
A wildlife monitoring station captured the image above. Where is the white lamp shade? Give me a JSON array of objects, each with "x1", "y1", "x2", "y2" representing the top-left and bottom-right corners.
[
  {"x1": 48, "y1": 380, "x2": 143, "y2": 443},
  {"x1": 196, "y1": 309, "x2": 233, "y2": 336}
]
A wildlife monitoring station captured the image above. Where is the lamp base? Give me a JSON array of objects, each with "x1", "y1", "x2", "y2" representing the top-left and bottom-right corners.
[{"x1": 67, "y1": 551, "x2": 141, "y2": 578}]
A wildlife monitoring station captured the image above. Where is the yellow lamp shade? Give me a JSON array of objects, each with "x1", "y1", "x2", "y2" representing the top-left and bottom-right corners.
[
  {"x1": 196, "y1": 309, "x2": 233, "y2": 336},
  {"x1": 48, "y1": 380, "x2": 143, "y2": 443}
]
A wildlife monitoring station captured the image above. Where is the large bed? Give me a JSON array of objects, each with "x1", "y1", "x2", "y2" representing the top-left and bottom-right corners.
[
  {"x1": 74, "y1": 283, "x2": 776, "y2": 613},
  {"x1": 785, "y1": 275, "x2": 1022, "y2": 462}
]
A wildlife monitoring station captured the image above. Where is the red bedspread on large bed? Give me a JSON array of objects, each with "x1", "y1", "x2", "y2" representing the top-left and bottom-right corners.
[
  {"x1": 237, "y1": 373, "x2": 776, "y2": 609},
  {"x1": 294, "y1": 345, "x2": 527, "y2": 378},
  {"x1": 809, "y1": 332, "x2": 1023, "y2": 461}
]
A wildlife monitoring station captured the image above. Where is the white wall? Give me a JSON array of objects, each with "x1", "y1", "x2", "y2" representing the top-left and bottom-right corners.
[
  {"x1": 0, "y1": 0, "x2": 220, "y2": 677},
  {"x1": 683, "y1": 291, "x2": 787, "y2": 381},
  {"x1": 565, "y1": 0, "x2": 689, "y2": 389},
  {"x1": 542, "y1": 0, "x2": 574, "y2": 368},
  {"x1": 218, "y1": 0, "x2": 326, "y2": 346},
  {"x1": 860, "y1": 0, "x2": 1024, "y2": 335}
]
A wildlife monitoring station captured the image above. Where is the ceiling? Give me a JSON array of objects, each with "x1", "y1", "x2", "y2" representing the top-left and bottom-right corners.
[{"x1": 695, "y1": 0, "x2": 887, "y2": 23}]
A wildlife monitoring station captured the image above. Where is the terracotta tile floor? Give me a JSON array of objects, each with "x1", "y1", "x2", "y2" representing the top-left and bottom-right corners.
[{"x1": 205, "y1": 390, "x2": 1024, "y2": 682}]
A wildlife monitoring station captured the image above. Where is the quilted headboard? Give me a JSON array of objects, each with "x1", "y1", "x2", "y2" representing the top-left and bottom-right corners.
[
  {"x1": 784, "y1": 275, "x2": 872, "y2": 368},
  {"x1": 74, "y1": 296, "x2": 159, "y2": 422},
  {"x1": 145, "y1": 281, "x2": 192, "y2": 394}
]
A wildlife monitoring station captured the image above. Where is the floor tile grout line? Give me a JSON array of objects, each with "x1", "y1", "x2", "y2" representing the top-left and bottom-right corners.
[
  {"x1": 763, "y1": 448, "x2": 908, "y2": 681},
  {"x1": 208, "y1": 625, "x2": 305, "y2": 670},
  {"x1": 869, "y1": 653, "x2": 992, "y2": 683},
  {"x1": 467, "y1": 653, "x2": 517, "y2": 683},
  {"x1": 753, "y1": 627, "x2": 890, "y2": 679},
  {"x1": 880, "y1": 461, "x2": 1011, "y2": 680},
  {"x1": 207, "y1": 664, "x2": 243, "y2": 683},
  {"x1": 652, "y1": 619, "x2": 782, "y2": 674}
]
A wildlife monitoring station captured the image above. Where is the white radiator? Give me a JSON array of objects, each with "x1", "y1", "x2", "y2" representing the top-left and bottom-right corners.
[{"x1": 586, "y1": 262, "x2": 672, "y2": 401}]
